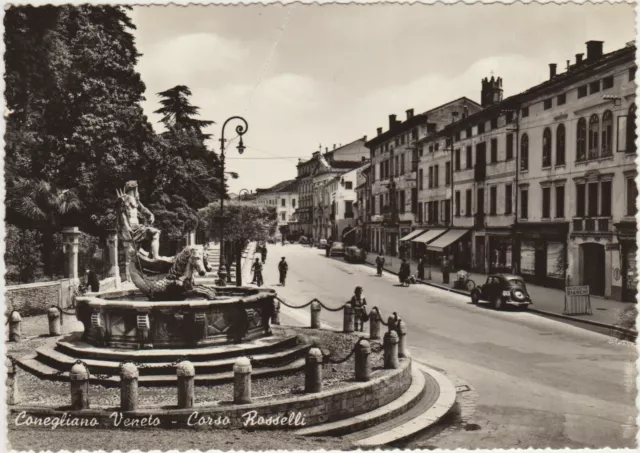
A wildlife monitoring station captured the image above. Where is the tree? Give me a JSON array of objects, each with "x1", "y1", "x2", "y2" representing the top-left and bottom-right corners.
[
  {"x1": 5, "y1": 225, "x2": 42, "y2": 283},
  {"x1": 199, "y1": 201, "x2": 277, "y2": 285},
  {"x1": 7, "y1": 178, "x2": 82, "y2": 276},
  {"x1": 155, "y1": 85, "x2": 214, "y2": 141}
]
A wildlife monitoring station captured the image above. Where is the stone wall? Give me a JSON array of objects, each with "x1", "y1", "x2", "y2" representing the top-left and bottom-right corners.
[{"x1": 5, "y1": 281, "x2": 64, "y2": 316}]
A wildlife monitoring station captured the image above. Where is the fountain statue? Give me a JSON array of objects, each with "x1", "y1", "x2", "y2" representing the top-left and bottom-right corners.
[{"x1": 116, "y1": 181, "x2": 217, "y2": 301}]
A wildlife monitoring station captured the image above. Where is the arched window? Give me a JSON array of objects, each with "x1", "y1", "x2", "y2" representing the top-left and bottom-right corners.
[
  {"x1": 627, "y1": 104, "x2": 637, "y2": 154},
  {"x1": 556, "y1": 124, "x2": 566, "y2": 166},
  {"x1": 601, "y1": 110, "x2": 613, "y2": 156},
  {"x1": 520, "y1": 134, "x2": 529, "y2": 171},
  {"x1": 588, "y1": 114, "x2": 600, "y2": 159},
  {"x1": 542, "y1": 128, "x2": 552, "y2": 168},
  {"x1": 576, "y1": 118, "x2": 587, "y2": 161}
]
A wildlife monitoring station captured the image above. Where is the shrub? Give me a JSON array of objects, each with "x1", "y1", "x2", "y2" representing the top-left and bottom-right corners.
[{"x1": 5, "y1": 224, "x2": 43, "y2": 283}]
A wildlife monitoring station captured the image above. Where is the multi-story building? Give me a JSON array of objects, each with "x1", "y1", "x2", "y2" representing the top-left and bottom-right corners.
[
  {"x1": 366, "y1": 99, "x2": 482, "y2": 257},
  {"x1": 294, "y1": 138, "x2": 369, "y2": 238},
  {"x1": 353, "y1": 162, "x2": 372, "y2": 247},
  {"x1": 414, "y1": 39, "x2": 636, "y2": 301},
  {"x1": 255, "y1": 179, "x2": 299, "y2": 240}
]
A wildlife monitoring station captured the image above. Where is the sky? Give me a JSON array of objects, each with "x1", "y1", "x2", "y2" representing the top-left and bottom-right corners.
[{"x1": 129, "y1": 3, "x2": 635, "y2": 194}]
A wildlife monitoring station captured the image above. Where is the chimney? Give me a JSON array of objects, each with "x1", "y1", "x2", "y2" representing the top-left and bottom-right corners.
[
  {"x1": 333, "y1": 144, "x2": 336, "y2": 150},
  {"x1": 549, "y1": 63, "x2": 557, "y2": 79},
  {"x1": 389, "y1": 114, "x2": 397, "y2": 129},
  {"x1": 312, "y1": 151, "x2": 320, "y2": 158},
  {"x1": 377, "y1": 127, "x2": 383, "y2": 136},
  {"x1": 362, "y1": 135, "x2": 367, "y2": 141},
  {"x1": 586, "y1": 40, "x2": 604, "y2": 61},
  {"x1": 406, "y1": 109, "x2": 414, "y2": 119},
  {"x1": 576, "y1": 53, "x2": 584, "y2": 65},
  {"x1": 325, "y1": 147, "x2": 328, "y2": 153},
  {"x1": 566, "y1": 60, "x2": 571, "y2": 71}
]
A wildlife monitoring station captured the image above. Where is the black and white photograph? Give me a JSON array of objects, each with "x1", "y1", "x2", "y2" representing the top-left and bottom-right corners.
[{"x1": 3, "y1": 2, "x2": 638, "y2": 451}]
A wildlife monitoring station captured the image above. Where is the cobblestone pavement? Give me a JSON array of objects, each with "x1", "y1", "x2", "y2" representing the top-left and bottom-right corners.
[{"x1": 263, "y1": 243, "x2": 637, "y2": 449}]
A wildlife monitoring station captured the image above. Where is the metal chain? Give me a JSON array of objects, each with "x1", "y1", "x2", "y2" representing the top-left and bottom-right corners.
[
  {"x1": 321, "y1": 337, "x2": 367, "y2": 365},
  {"x1": 277, "y1": 297, "x2": 347, "y2": 312},
  {"x1": 370, "y1": 307, "x2": 399, "y2": 327}
]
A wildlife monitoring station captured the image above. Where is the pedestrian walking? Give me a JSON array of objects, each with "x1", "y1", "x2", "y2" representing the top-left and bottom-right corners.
[
  {"x1": 399, "y1": 259, "x2": 411, "y2": 287},
  {"x1": 252, "y1": 258, "x2": 264, "y2": 287},
  {"x1": 261, "y1": 244, "x2": 267, "y2": 264},
  {"x1": 375, "y1": 253, "x2": 385, "y2": 276},
  {"x1": 278, "y1": 257, "x2": 288, "y2": 287},
  {"x1": 349, "y1": 286, "x2": 368, "y2": 332},
  {"x1": 442, "y1": 255, "x2": 450, "y2": 284},
  {"x1": 417, "y1": 256, "x2": 425, "y2": 280}
]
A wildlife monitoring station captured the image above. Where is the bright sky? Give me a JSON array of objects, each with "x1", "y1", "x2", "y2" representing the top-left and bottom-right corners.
[{"x1": 130, "y1": 3, "x2": 634, "y2": 194}]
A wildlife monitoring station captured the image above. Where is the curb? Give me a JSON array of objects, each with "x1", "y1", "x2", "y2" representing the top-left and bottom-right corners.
[
  {"x1": 364, "y1": 260, "x2": 637, "y2": 339},
  {"x1": 353, "y1": 362, "x2": 457, "y2": 447}
]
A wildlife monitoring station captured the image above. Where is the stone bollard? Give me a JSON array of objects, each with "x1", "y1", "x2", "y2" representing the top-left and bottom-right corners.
[
  {"x1": 387, "y1": 315, "x2": 398, "y2": 333},
  {"x1": 48, "y1": 307, "x2": 62, "y2": 336},
  {"x1": 120, "y1": 363, "x2": 139, "y2": 412},
  {"x1": 355, "y1": 340, "x2": 372, "y2": 382},
  {"x1": 176, "y1": 361, "x2": 195, "y2": 409},
  {"x1": 310, "y1": 301, "x2": 321, "y2": 329},
  {"x1": 70, "y1": 361, "x2": 90, "y2": 410},
  {"x1": 396, "y1": 319, "x2": 408, "y2": 358},
  {"x1": 8, "y1": 311, "x2": 22, "y2": 343},
  {"x1": 343, "y1": 304, "x2": 355, "y2": 333},
  {"x1": 369, "y1": 309, "x2": 381, "y2": 340},
  {"x1": 383, "y1": 330, "x2": 400, "y2": 370},
  {"x1": 305, "y1": 347, "x2": 323, "y2": 393},
  {"x1": 6, "y1": 357, "x2": 18, "y2": 405},
  {"x1": 233, "y1": 357, "x2": 252, "y2": 404}
]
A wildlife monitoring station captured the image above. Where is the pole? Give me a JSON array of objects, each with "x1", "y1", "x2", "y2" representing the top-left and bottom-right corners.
[{"x1": 219, "y1": 144, "x2": 226, "y2": 271}]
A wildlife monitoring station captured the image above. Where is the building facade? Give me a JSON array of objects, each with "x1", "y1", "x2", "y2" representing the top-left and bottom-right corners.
[
  {"x1": 255, "y1": 179, "x2": 299, "y2": 240},
  {"x1": 366, "y1": 99, "x2": 483, "y2": 257}
]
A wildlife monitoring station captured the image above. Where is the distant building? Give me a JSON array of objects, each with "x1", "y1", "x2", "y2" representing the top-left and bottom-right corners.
[
  {"x1": 255, "y1": 179, "x2": 299, "y2": 239},
  {"x1": 294, "y1": 138, "x2": 369, "y2": 237}
]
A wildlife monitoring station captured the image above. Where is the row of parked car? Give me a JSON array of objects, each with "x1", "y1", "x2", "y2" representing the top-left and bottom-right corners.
[{"x1": 314, "y1": 240, "x2": 367, "y2": 263}]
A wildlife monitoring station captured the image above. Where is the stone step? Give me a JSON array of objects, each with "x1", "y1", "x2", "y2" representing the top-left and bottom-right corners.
[
  {"x1": 295, "y1": 366, "x2": 426, "y2": 437},
  {"x1": 17, "y1": 356, "x2": 306, "y2": 387},
  {"x1": 35, "y1": 343, "x2": 309, "y2": 377},
  {"x1": 56, "y1": 334, "x2": 299, "y2": 363}
]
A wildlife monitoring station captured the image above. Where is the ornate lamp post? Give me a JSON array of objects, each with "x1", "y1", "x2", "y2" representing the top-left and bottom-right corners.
[{"x1": 218, "y1": 116, "x2": 249, "y2": 285}]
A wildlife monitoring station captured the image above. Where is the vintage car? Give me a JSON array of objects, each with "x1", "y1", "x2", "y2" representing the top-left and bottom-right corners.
[
  {"x1": 470, "y1": 274, "x2": 532, "y2": 309},
  {"x1": 344, "y1": 246, "x2": 367, "y2": 263},
  {"x1": 328, "y1": 241, "x2": 345, "y2": 257},
  {"x1": 316, "y1": 238, "x2": 328, "y2": 249},
  {"x1": 298, "y1": 235, "x2": 309, "y2": 245}
]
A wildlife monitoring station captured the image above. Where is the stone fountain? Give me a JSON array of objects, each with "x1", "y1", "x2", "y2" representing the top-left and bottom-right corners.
[{"x1": 18, "y1": 181, "x2": 309, "y2": 386}]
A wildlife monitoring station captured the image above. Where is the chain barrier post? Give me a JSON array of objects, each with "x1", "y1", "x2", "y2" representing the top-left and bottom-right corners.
[
  {"x1": 305, "y1": 347, "x2": 323, "y2": 393},
  {"x1": 383, "y1": 330, "x2": 399, "y2": 370},
  {"x1": 310, "y1": 301, "x2": 321, "y2": 329},
  {"x1": 396, "y1": 319, "x2": 408, "y2": 358},
  {"x1": 70, "y1": 361, "x2": 90, "y2": 410},
  {"x1": 176, "y1": 361, "x2": 195, "y2": 409},
  {"x1": 9, "y1": 311, "x2": 22, "y2": 342},
  {"x1": 233, "y1": 357, "x2": 252, "y2": 404},
  {"x1": 343, "y1": 303, "x2": 355, "y2": 333},
  {"x1": 48, "y1": 307, "x2": 62, "y2": 336},
  {"x1": 369, "y1": 308, "x2": 381, "y2": 340},
  {"x1": 355, "y1": 340, "x2": 372, "y2": 382},
  {"x1": 6, "y1": 357, "x2": 18, "y2": 405},
  {"x1": 120, "y1": 363, "x2": 139, "y2": 411},
  {"x1": 387, "y1": 315, "x2": 398, "y2": 333}
]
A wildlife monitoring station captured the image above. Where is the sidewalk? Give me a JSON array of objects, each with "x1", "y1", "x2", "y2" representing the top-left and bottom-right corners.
[{"x1": 365, "y1": 252, "x2": 637, "y2": 334}]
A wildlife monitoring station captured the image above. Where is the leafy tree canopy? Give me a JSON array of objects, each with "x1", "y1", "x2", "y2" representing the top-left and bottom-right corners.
[{"x1": 199, "y1": 201, "x2": 277, "y2": 243}]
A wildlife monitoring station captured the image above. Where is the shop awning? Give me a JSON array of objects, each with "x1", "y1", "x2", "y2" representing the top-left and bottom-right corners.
[
  {"x1": 411, "y1": 228, "x2": 447, "y2": 244},
  {"x1": 343, "y1": 225, "x2": 360, "y2": 238},
  {"x1": 400, "y1": 229, "x2": 427, "y2": 242},
  {"x1": 427, "y1": 229, "x2": 470, "y2": 252}
]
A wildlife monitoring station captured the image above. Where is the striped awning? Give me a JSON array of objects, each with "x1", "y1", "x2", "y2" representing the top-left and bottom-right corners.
[
  {"x1": 399, "y1": 229, "x2": 427, "y2": 242},
  {"x1": 426, "y1": 229, "x2": 470, "y2": 252},
  {"x1": 411, "y1": 228, "x2": 447, "y2": 244}
]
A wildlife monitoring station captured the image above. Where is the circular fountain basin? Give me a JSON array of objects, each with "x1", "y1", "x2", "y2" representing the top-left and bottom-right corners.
[{"x1": 75, "y1": 287, "x2": 277, "y2": 349}]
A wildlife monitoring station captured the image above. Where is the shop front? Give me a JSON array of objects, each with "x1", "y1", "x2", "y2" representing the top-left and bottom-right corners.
[
  {"x1": 427, "y1": 229, "x2": 472, "y2": 271},
  {"x1": 487, "y1": 231, "x2": 513, "y2": 274},
  {"x1": 615, "y1": 221, "x2": 638, "y2": 303},
  {"x1": 515, "y1": 222, "x2": 569, "y2": 289}
]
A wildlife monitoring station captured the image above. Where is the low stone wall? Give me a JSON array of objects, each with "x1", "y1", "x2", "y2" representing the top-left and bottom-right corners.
[
  {"x1": 10, "y1": 358, "x2": 412, "y2": 430},
  {"x1": 5, "y1": 281, "x2": 66, "y2": 316}
]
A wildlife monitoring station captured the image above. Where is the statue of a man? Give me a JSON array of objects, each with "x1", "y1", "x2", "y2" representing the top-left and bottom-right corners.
[{"x1": 116, "y1": 181, "x2": 161, "y2": 259}]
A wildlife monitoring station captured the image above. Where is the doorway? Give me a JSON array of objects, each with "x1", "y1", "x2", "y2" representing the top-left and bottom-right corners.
[{"x1": 581, "y1": 243, "x2": 605, "y2": 296}]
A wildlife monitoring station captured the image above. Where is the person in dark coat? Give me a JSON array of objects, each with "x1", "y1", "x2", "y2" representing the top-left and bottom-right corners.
[
  {"x1": 252, "y1": 258, "x2": 264, "y2": 286},
  {"x1": 442, "y1": 255, "x2": 450, "y2": 284},
  {"x1": 84, "y1": 269, "x2": 100, "y2": 293},
  {"x1": 278, "y1": 257, "x2": 288, "y2": 286},
  {"x1": 261, "y1": 244, "x2": 267, "y2": 264},
  {"x1": 375, "y1": 254, "x2": 385, "y2": 276},
  {"x1": 417, "y1": 256, "x2": 425, "y2": 280},
  {"x1": 398, "y1": 259, "x2": 411, "y2": 287}
]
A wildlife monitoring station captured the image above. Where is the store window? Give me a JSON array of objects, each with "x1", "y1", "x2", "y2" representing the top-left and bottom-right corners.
[
  {"x1": 520, "y1": 241, "x2": 536, "y2": 275},
  {"x1": 546, "y1": 242, "x2": 565, "y2": 279}
]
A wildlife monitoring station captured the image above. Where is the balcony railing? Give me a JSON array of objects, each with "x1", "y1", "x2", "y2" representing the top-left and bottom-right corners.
[{"x1": 572, "y1": 217, "x2": 610, "y2": 233}]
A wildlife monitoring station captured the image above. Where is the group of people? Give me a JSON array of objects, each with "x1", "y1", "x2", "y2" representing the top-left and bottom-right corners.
[
  {"x1": 251, "y1": 250, "x2": 289, "y2": 288},
  {"x1": 374, "y1": 250, "x2": 454, "y2": 287}
]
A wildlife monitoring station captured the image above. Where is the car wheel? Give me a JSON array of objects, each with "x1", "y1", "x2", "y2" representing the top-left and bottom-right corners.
[{"x1": 470, "y1": 291, "x2": 479, "y2": 305}]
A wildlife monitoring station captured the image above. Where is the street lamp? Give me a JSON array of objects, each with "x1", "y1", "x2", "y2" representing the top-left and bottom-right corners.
[{"x1": 218, "y1": 116, "x2": 249, "y2": 285}]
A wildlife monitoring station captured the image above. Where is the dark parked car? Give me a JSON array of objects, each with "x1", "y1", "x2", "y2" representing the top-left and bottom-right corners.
[
  {"x1": 299, "y1": 236, "x2": 309, "y2": 245},
  {"x1": 470, "y1": 274, "x2": 532, "y2": 309},
  {"x1": 344, "y1": 246, "x2": 367, "y2": 263},
  {"x1": 328, "y1": 241, "x2": 345, "y2": 257}
]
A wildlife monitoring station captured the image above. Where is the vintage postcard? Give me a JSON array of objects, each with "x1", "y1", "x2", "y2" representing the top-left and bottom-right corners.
[{"x1": 3, "y1": 2, "x2": 637, "y2": 451}]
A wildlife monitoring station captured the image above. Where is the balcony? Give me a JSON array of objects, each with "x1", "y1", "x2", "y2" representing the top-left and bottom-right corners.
[{"x1": 572, "y1": 217, "x2": 611, "y2": 234}]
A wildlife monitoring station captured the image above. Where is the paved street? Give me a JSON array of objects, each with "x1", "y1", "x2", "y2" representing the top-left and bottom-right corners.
[{"x1": 260, "y1": 243, "x2": 637, "y2": 449}]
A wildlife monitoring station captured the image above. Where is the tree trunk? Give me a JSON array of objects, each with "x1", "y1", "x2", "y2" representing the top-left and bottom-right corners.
[
  {"x1": 42, "y1": 230, "x2": 55, "y2": 277},
  {"x1": 235, "y1": 239, "x2": 243, "y2": 287}
]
